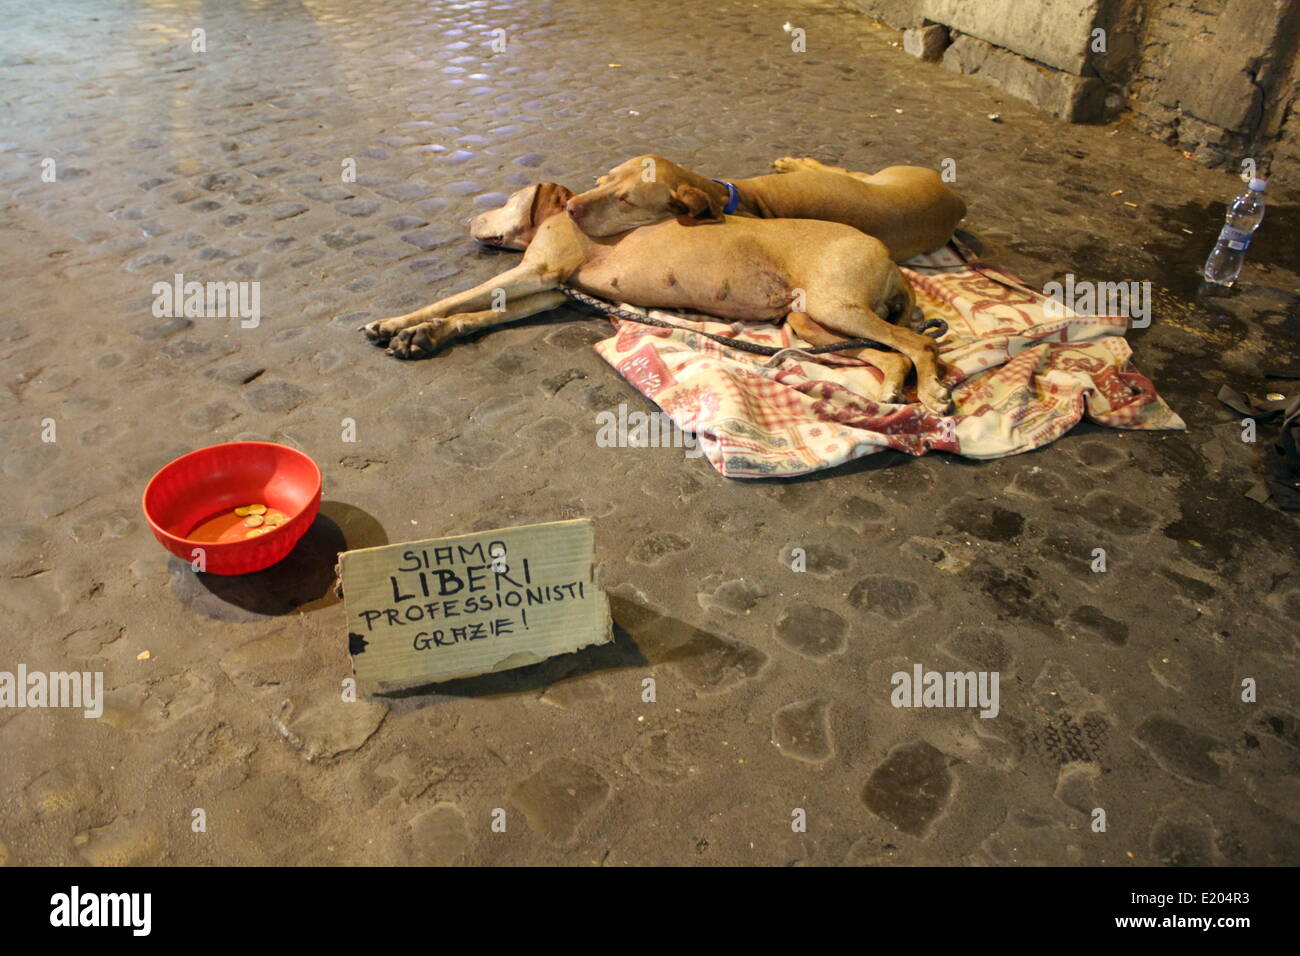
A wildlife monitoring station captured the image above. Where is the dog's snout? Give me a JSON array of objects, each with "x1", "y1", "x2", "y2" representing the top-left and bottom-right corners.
[{"x1": 565, "y1": 198, "x2": 584, "y2": 221}]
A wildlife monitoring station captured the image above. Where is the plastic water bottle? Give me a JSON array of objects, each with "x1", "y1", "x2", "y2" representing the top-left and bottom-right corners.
[{"x1": 1203, "y1": 177, "x2": 1267, "y2": 286}]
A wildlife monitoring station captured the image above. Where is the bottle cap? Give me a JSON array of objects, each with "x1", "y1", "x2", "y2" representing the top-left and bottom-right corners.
[{"x1": 1248, "y1": 177, "x2": 1267, "y2": 191}]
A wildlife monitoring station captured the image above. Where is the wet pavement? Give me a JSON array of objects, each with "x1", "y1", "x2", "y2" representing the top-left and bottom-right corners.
[{"x1": 1, "y1": 0, "x2": 1297, "y2": 866}]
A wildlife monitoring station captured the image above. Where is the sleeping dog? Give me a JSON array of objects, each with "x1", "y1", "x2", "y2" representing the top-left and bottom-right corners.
[
  {"x1": 362, "y1": 182, "x2": 951, "y2": 413},
  {"x1": 563, "y1": 155, "x2": 966, "y2": 262}
]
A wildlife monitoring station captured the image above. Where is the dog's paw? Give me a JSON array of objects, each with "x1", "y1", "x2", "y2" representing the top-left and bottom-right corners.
[
  {"x1": 385, "y1": 321, "x2": 452, "y2": 360},
  {"x1": 360, "y1": 317, "x2": 403, "y2": 346},
  {"x1": 918, "y1": 379, "x2": 954, "y2": 416},
  {"x1": 880, "y1": 381, "x2": 908, "y2": 405},
  {"x1": 771, "y1": 156, "x2": 803, "y2": 173}
]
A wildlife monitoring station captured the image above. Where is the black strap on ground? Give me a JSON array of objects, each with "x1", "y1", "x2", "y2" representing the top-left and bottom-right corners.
[
  {"x1": 559, "y1": 287, "x2": 948, "y2": 357},
  {"x1": 1217, "y1": 384, "x2": 1300, "y2": 510}
]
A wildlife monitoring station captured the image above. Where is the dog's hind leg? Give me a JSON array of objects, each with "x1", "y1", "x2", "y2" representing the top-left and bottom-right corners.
[
  {"x1": 385, "y1": 290, "x2": 570, "y2": 359},
  {"x1": 786, "y1": 311, "x2": 912, "y2": 401},
  {"x1": 804, "y1": 301, "x2": 951, "y2": 414}
]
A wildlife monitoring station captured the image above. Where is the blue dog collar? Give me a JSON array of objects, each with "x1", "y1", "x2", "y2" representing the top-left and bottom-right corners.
[{"x1": 711, "y1": 179, "x2": 741, "y2": 214}]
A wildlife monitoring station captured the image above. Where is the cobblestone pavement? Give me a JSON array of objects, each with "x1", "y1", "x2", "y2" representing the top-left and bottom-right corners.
[{"x1": 1, "y1": 0, "x2": 1297, "y2": 867}]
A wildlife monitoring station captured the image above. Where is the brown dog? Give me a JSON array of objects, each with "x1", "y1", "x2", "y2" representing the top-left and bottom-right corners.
[
  {"x1": 466, "y1": 181, "x2": 909, "y2": 376},
  {"x1": 366, "y1": 186, "x2": 951, "y2": 412},
  {"x1": 468, "y1": 182, "x2": 574, "y2": 251},
  {"x1": 565, "y1": 155, "x2": 966, "y2": 262}
]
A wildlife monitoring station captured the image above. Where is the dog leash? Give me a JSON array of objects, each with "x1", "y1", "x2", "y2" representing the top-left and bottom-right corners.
[{"x1": 558, "y1": 287, "x2": 948, "y2": 358}]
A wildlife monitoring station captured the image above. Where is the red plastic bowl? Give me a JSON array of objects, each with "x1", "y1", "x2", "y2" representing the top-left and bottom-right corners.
[{"x1": 142, "y1": 442, "x2": 322, "y2": 575}]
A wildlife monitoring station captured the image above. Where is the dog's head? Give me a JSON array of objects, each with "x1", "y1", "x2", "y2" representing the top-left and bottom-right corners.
[
  {"x1": 563, "y1": 154, "x2": 725, "y2": 236},
  {"x1": 469, "y1": 182, "x2": 575, "y2": 250}
]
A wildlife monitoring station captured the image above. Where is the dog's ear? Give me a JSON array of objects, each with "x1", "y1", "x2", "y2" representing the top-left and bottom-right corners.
[
  {"x1": 531, "y1": 182, "x2": 574, "y2": 227},
  {"x1": 668, "y1": 184, "x2": 722, "y2": 224}
]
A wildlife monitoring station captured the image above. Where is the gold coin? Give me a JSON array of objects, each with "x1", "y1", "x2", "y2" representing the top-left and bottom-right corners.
[
  {"x1": 244, "y1": 515, "x2": 265, "y2": 527},
  {"x1": 234, "y1": 506, "x2": 251, "y2": 516},
  {"x1": 248, "y1": 504, "x2": 267, "y2": 515},
  {"x1": 266, "y1": 512, "x2": 286, "y2": 525},
  {"x1": 245, "y1": 530, "x2": 262, "y2": 539}
]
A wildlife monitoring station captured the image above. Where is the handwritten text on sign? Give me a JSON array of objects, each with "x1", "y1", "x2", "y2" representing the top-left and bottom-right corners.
[{"x1": 340, "y1": 519, "x2": 611, "y2": 689}]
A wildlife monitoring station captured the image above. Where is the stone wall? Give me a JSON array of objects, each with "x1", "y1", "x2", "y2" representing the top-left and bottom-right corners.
[
  {"x1": 1128, "y1": 0, "x2": 1300, "y2": 180},
  {"x1": 843, "y1": 0, "x2": 1300, "y2": 182}
]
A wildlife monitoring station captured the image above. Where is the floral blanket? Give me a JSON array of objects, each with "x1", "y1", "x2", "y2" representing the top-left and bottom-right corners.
[{"x1": 591, "y1": 242, "x2": 1184, "y2": 478}]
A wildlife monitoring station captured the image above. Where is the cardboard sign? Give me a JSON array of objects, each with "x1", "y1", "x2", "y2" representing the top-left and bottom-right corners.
[{"x1": 339, "y1": 518, "x2": 611, "y2": 690}]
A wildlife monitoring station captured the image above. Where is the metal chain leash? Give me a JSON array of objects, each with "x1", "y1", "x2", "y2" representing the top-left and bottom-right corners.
[{"x1": 558, "y1": 287, "x2": 947, "y2": 358}]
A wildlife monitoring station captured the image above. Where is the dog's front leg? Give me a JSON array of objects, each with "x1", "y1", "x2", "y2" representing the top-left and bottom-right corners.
[
  {"x1": 386, "y1": 290, "x2": 570, "y2": 359},
  {"x1": 772, "y1": 156, "x2": 849, "y2": 175},
  {"x1": 362, "y1": 260, "x2": 564, "y2": 346},
  {"x1": 773, "y1": 156, "x2": 878, "y2": 187}
]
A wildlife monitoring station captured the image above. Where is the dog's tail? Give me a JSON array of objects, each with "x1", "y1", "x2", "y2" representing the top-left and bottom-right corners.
[{"x1": 883, "y1": 270, "x2": 917, "y2": 326}]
